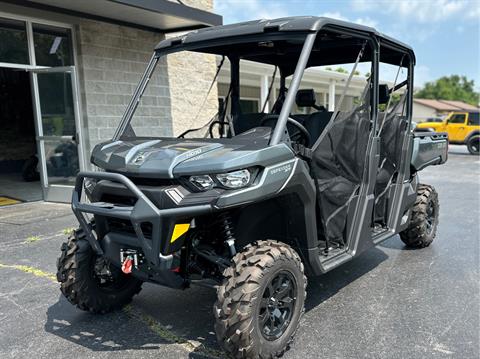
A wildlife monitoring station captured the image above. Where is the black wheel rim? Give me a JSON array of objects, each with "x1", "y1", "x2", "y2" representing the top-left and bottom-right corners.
[
  {"x1": 258, "y1": 270, "x2": 297, "y2": 341},
  {"x1": 426, "y1": 201, "x2": 436, "y2": 235},
  {"x1": 471, "y1": 139, "x2": 480, "y2": 153}
]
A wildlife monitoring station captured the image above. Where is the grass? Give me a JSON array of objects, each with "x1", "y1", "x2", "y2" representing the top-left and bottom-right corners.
[
  {"x1": 25, "y1": 236, "x2": 41, "y2": 243},
  {"x1": 62, "y1": 228, "x2": 75, "y2": 236}
]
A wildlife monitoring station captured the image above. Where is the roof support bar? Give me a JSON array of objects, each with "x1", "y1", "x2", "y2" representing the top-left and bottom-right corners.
[{"x1": 270, "y1": 32, "x2": 317, "y2": 145}]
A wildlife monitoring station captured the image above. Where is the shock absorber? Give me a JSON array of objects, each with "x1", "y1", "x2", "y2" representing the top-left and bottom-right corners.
[{"x1": 219, "y1": 212, "x2": 236, "y2": 257}]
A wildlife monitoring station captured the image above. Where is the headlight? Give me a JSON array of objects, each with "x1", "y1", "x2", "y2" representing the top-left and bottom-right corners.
[
  {"x1": 216, "y1": 169, "x2": 251, "y2": 189},
  {"x1": 189, "y1": 175, "x2": 214, "y2": 191}
]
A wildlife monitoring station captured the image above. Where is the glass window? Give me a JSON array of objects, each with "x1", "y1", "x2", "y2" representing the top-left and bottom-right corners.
[
  {"x1": 239, "y1": 99, "x2": 259, "y2": 113},
  {"x1": 37, "y1": 72, "x2": 75, "y2": 136},
  {"x1": 33, "y1": 23, "x2": 73, "y2": 66},
  {"x1": 448, "y1": 114, "x2": 466, "y2": 124},
  {"x1": 0, "y1": 17, "x2": 29, "y2": 64},
  {"x1": 468, "y1": 112, "x2": 479, "y2": 125}
]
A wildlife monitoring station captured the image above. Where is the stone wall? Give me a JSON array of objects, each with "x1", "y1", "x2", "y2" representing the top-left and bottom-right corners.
[
  {"x1": 76, "y1": 0, "x2": 218, "y2": 154},
  {"x1": 165, "y1": 0, "x2": 218, "y2": 136},
  {"x1": 75, "y1": 21, "x2": 168, "y2": 152}
]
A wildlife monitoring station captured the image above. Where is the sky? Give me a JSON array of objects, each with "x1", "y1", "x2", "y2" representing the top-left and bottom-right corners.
[{"x1": 213, "y1": 0, "x2": 480, "y2": 88}]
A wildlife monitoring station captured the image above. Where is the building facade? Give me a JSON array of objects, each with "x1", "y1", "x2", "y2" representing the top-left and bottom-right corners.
[
  {"x1": 0, "y1": 0, "x2": 220, "y2": 202},
  {"x1": 412, "y1": 98, "x2": 479, "y2": 122}
]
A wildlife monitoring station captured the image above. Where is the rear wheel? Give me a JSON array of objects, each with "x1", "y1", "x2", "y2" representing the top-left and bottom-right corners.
[
  {"x1": 56, "y1": 228, "x2": 142, "y2": 313},
  {"x1": 400, "y1": 184, "x2": 439, "y2": 248},
  {"x1": 467, "y1": 135, "x2": 480, "y2": 155},
  {"x1": 214, "y1": 240, "x2": 306, "y2": 359}
]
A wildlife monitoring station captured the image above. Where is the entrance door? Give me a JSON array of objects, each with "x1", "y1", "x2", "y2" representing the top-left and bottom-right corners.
[{"x1": 31, "y1": 66, "x2": 84, "y2": 202}]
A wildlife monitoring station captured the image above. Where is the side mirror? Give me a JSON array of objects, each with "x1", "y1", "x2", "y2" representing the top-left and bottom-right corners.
[{"x1": 379, "y1": 84, "x2": 390, "y2": 105}]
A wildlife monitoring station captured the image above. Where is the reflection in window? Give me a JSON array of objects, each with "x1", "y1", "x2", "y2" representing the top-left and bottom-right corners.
[
  {"x1": 37, "y1": 72, "x2": 75, "y2": 136},
  {"x1": 33, "y1": 23, "x2": 73, "y2": 67},
  {"x1": 0, "y1": 17, "x2": 29, "y2": 64},
  {"x1": 239, "y1": 99, "x2": 259, "y2": 113},
  {"x1": 449, "y1": 114, "x2": 466, "y2": 124}
]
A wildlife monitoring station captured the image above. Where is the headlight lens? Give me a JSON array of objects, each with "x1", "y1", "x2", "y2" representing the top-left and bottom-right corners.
[
  {"x1": 216, "y1": 169, "x2": 251, "y2": 189},
  {"x1": 189, "y1": 175, "x2": 215, "y2": 191}
]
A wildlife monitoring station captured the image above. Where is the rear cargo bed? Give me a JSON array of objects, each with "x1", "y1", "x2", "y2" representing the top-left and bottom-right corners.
[{"x1": 411, "y1": 132, "x2": 448, "y2": 171}]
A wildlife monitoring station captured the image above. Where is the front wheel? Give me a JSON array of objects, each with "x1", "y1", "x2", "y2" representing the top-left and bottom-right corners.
[
  {"x1": 214, "y1": 240, "x2": 307, "y2": 359},
  {"x1": 467, "y1": 135, "x2": 480, "y2": 155},
  {"x1": 400, "y1": 184, "x2": 439, "y2": 248},
  {"x1": 56, "y1": 228, "x2": 143, "y2": 313}
]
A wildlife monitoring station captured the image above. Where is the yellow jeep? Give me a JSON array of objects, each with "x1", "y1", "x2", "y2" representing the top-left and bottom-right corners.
[{"x1": 417, "y1": 111, "x2": 480, "y2": 154}]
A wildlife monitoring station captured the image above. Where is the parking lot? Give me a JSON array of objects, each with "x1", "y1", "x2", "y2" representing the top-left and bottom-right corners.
[{"x1": 0, "y1": 145, "x2": 478, "y2": 359}]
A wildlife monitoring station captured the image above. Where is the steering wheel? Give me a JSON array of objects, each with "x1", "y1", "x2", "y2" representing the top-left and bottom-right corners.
[{"x1": 260, "y1": 115, "x2": 311, "y2": 147}]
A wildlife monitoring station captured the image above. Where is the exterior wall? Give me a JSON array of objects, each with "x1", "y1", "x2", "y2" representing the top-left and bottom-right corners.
[
  {"x1": 76, "y1": 0, "x2": 217, "y2": 151},
  {"x1": 165, "y1": 0, "x2": 218, "y2": 136},
  {"x1": 75, "y1": 21, "x2": 168, "y2": 152},
  {"x1": 412, "y1": 102, "x2": 437, "y2": 122}
]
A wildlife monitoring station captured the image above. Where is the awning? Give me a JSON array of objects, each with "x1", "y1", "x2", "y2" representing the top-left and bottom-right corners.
[{"x1": 4, "y1": 0, "x2": 222, "y2": 33}]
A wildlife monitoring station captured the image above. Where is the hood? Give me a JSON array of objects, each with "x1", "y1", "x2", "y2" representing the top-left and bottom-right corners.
[
  {"x1": 416, "y1": 121, "x2": 444, "y2": 130},
  {"x1": 91, "y1": 135, "x2": 294, "y2": 178}
]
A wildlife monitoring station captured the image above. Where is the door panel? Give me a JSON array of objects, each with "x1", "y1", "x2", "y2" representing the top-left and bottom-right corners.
[
  {"x1": 31, "y1": 66, "x2": 83, "y2": 201},
  {"x1": 446, "y1": 113, "x2": 467, "y2": 142}
]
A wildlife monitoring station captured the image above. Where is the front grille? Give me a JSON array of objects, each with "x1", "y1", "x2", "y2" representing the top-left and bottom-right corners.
[
  {"x1": 128, "y1": 177, "x2": 177, "y2": 187},
  {"x1": 106, "y1": 217, "x2": 152, "y2": 239},
  {"x1": 101, "y1": 193, "x2": 136, "y2": 206}
]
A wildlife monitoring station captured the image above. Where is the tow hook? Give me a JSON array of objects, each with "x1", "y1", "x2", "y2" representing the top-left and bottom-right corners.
[
  {"x1": 121, "y1": 257, "x2": 133, "y2": 274},
  {"x1": 120, "y1": 249, "x2": 139, "y2": 274}
]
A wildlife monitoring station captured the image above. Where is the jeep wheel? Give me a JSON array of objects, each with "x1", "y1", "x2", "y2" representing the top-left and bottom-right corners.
[
  {"x1": 400, "y1": 184, "x2": 439, "y2": 248},
  {"x1": 56, "y1": 228, "x2": 142, "y2": 313},
  {"x1": 214, "y1": 240, "x2": 307, "y2": 359},
  {"x1": 467, "y1": 135, "x2": 480, "y2": 155}
]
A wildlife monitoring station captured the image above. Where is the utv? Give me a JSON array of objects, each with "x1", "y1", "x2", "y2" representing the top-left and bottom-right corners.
[{"x1": 57, "y1": 17, "x2": 448, "y2": 358}]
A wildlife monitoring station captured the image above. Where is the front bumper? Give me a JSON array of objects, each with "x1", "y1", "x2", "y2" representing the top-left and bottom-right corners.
[{"x1": 72, "y1": 171, "x2": 212, "y2": 268}]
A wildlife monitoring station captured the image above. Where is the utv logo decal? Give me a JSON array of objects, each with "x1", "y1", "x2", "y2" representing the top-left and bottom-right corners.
[
  {"x1": 133, "y1": 152, "x2": 147, "y2": 164},
  {"x1": 184, "y1": 149, "x2": 202, "y2": 158},
  {"x1": 270, "y1": 163, "x2": 292, "y2": 175}
]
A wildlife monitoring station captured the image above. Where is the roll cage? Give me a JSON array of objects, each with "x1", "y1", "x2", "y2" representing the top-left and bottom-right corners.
[{"x1": 113, "y1": 17, "x2": 415, "y2": 147}]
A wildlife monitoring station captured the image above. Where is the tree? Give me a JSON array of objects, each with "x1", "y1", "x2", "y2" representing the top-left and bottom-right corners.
[
  {"x1": 414, "y1": 75, "x2": 479, "y2": 106},
  {"x1": 325, "y1": 67, "x2": 360, "y2": 76}
]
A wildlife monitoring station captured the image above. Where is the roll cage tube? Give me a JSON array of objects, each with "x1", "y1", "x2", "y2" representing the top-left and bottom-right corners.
[
  {"x1": 269, "y1": 32, "x2": 317, "y2": 145},
  {"x1": 113, "y1": 53, "x2": 158, "y2": 141}
]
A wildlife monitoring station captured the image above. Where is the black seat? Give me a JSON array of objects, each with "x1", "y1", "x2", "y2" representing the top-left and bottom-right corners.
[
  {"x1": 295, "y1": 89, "x2": 332, "y2": 144},
  {"x1": 232, "y1": 113, "x2": 266, "y2": 135},
  {"x1": 303, "y1": 112, "x2": 333, "y2": 144},
  {"x1": 374, "y1": 110, "x2": 408, "y2": 223}
]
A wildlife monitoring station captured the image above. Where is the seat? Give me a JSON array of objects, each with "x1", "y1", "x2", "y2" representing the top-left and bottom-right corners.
[
  {"x1": 303, "y1": 112, "x2": 333, "y2": 144},
  {"x1": 232, "y1": 113, "x2": 266, "y2": 135},
  {"x1": 294, "y1": 89, "x2": 332, "y2": 144},
  {"x1": 374, "y1": 110, "x2": 408, "y2": 223}
]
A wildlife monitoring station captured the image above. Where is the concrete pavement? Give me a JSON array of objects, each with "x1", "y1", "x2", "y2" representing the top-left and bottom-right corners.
[{"x1": 0, "y1": 145, "x2": 478, "y2": 358}]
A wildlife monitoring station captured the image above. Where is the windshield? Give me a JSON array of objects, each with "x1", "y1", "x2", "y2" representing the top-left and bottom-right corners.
[
  {"x1": 115, "y1": 36, "x2": 308, "y2": 142},
  {"x1": 114, "y1": 31, "x2": 407, "y2": 149}
]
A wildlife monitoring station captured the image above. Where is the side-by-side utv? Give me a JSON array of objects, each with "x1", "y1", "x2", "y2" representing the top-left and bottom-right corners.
[{"x1": 57, "y1": 17, "x2": 448, "y2": 358}]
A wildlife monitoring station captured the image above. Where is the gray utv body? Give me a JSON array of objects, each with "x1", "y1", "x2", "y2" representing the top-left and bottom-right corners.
[{"x1": 71, "y1": 16, "x2": 448, "y2": 288}]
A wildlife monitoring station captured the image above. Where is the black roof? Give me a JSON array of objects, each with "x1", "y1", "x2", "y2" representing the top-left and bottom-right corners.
[{"x1": 155, "y1": 16, "x2": 414, "y2": 63}]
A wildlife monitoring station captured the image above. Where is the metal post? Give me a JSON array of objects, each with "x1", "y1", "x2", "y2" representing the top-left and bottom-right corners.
[
  {"x1": 328, "y1": 80, "x2": 336, "y2": 111},
  {"x1": 230, "y1": 57, "x2": 240, "y2": 120},
  {"x1": 270, "y1": 32, "x2": 317, "y2": 145},
  {"x1": 260, "y1": 74, "x2": 269, "y2": 113}
]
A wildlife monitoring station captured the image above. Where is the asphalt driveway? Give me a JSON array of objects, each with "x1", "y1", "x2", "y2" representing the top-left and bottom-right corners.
[{"x1": 0, "y1": 145, "x2": 478, "y2": 359}]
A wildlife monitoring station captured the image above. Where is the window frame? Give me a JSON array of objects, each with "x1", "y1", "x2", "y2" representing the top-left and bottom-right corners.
[{"x1": 447, "y1": 113, "x2": 467, "y2": 125}]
